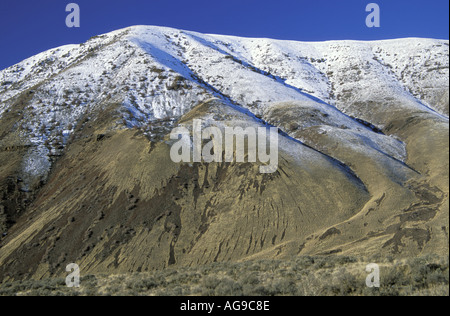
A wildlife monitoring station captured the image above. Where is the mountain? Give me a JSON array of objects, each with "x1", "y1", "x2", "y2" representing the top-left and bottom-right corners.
[{"x1": 0, "y1": 26, "x2": 448, "y2": 282}]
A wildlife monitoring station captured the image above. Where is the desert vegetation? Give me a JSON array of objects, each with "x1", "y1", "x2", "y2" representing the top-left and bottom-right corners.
[{"x1": 0, "y1": 255, "x2": 447, "y2": 296}]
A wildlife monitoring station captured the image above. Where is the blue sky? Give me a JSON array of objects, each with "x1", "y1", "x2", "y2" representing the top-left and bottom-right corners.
[{"x1": 0, "y1": 0, "x2": 448, "y2": 70}]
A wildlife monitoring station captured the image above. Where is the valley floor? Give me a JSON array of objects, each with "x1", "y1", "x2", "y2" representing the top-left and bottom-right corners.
[{"x1": 1, "y1": 254, "x2": 448, "y2": 296}]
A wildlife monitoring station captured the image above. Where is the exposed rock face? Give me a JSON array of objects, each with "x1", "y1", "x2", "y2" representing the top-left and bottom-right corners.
[{"x1": 0, "y1": 26, "x2": 448, "y2": 281}]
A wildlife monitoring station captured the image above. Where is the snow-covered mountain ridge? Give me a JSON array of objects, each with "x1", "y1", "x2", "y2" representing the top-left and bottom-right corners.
[
  {"x1": 0, "y1": 25, "x2": 448, "y2": 190},
  {"x1": 0, "y1": 26, "x2": 449, "y2": 280},
  {"x1": 1, "y1": 25, "x2": 448, "y2": 118}
]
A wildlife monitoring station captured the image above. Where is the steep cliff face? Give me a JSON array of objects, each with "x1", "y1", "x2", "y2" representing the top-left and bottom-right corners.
[{"x1": 0, "y1": 26, "x2": 448, "y2": 281}]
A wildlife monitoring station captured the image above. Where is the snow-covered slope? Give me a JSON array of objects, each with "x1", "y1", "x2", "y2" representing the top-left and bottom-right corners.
[
  {"x1": 0, "y1": 25, "x2": 448, "y2": 190},
  {"x1": 0, "y1": 26, "x2": 449, "y2": 280}
]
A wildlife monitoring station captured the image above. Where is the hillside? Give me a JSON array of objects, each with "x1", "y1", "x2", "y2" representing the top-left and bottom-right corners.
[{"x1": 0, "y1": 26, "x2": 448, "y2": 284}]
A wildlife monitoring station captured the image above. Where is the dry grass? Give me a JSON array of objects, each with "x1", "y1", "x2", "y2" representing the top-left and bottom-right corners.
[{"x1": 1, "y1": 254, "x2": 447, "y2": 296}]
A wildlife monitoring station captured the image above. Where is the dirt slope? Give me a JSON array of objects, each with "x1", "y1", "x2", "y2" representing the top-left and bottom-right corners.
[{"x1": 0, "y1": 98, "x2": 447, "y2": 282}]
